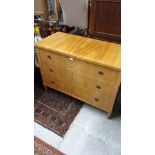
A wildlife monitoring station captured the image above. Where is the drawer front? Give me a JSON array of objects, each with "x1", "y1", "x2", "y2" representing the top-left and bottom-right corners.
[
  {"x1": 67, "y1": 84, "x2": 111, "y2": 112},
  {"x1": 73, "y1": 73, "x2": 114, "y2": 97},
  {"x1": 37, "y1": 49, "x2": 118, "y2": 83},
  {"x1": 43, "y1": 75, "x2": 112, "y2": 112},
  {"x1": 44, "y1": 76, "x2": 64, "y2": 90},
  {"x1": 73, "y1": 61, "x2": 118, "y2": 83},
  {"x1": 44, "y1": 75, "x2": 76, "y2": 94},
  {"x1": 43, "y1": 66, "x2": 73, "y2": 82},
  {"x1": 43, "y1": 75, "x2": 91, "y2": 102},
  {"x1": 38, "y1": 49, "x2": 73, "y2": 69},
  {"x1": 89, "y1": 92, "x2": 113, "y2": 112},
  {"x1": 42, "y1": 65, "x2": 114, "y2": 97}
]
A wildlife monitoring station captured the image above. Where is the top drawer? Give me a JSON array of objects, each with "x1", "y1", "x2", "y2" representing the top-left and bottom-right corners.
[{"x1": 37, "y1": 49, "x2": 119, "y2": 83}]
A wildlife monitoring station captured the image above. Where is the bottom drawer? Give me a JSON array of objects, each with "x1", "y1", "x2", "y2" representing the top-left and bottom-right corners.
[
  {"x1": 43, "y1": 76, "x2": 71, "y2": 92},
  {"x1": 44, "y1": 76, "x2": 112, "y2": 113},
  {"x1": 89, "y1": 95, "x2": 112, "y2": 112},
  {"x1": 67, "y1": 84, "x2": 112, "y2": 112}
]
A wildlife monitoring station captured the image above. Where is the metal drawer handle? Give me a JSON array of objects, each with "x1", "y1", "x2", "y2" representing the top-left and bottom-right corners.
[
  {"x1": 98, "y1": 71, "x2": 104, "y2": 75},
  {"x1": 49, "y1": 68, "x2": 53, "y2": 72},
  {"x1": 47, "y1": 55, "x2": 51, "y2": 59},
  {"x1": 94, "y1": 98, "x2": 99, "y2": 102},
  {"x1": 51, "y1": 81, "x2": 55, "y2": 84},
  {"x1": 96, "y1": 85, "x2": 101, "y2": 89}
]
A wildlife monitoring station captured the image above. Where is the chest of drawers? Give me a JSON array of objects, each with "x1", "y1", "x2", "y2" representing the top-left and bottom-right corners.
[{"x1": 35, "y1": 32, "x2": 121, "y2": 118}]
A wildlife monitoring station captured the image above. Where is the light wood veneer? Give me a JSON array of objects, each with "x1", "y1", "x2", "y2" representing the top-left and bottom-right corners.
[{"x1": 35, "y1": 32, "x2": 121, "y2": 118}]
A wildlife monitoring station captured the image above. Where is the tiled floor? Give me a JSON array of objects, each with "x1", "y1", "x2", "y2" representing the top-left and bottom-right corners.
[{"x1": 34, "y1": 104, "x2": 121, "y2": 155}]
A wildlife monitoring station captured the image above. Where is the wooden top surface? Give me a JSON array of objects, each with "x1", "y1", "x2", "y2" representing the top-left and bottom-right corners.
[{"x1": 35, "y1": 32, "x2": 121, "y2": 71}]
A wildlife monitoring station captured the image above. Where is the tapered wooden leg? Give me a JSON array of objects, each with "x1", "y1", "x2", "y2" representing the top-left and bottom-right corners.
[
  {"x1": 44, "y1": 85, "x2": 47, "y2": 92},
  {"x1": 107, "y1": 112, "x2": 112, "y2": 119}
]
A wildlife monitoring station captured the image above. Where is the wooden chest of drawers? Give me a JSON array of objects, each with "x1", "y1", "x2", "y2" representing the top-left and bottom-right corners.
[{"x1": 35, "y1": 32, "x2": 121, "y2": 118}]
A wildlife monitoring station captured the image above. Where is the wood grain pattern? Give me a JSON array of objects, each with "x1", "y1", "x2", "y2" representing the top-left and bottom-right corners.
[
  {"x1": 35, "y1": 32, "x2": 121, "y2": 71},
  {"x1": 89, "y1": 0, "x2": 121, "y2": 43},
  {"x1": 42, "y1": 66, "x2": 115, "y2": 97},
  {"x1": 35, "y1": 32, "x2": 121, "y2": 118},
  {"x1": 37, "y1": 49, "x2": 119, "y2": 82}
]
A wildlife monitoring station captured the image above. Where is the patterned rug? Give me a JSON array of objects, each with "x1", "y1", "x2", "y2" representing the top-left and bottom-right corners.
[
  {"x1": 34, "y1": 85, "x2": 83, "y2": 137},
  {"x1": 34, "y1": 136, "x2": 65, "y2": 155}
]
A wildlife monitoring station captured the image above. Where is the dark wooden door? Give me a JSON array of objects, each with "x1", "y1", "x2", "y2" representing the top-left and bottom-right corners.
[{"x1": 89, "y1": 0, "x2": 121, "y2": 43}]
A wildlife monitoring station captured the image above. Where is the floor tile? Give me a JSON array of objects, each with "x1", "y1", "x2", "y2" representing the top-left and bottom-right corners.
[
  {"x1": 59, "y1": 123, "x2": 120, "y2": 155},
  {"x1": 72, "y1": 105, "x2": 121, "y2": 147},
  {"x1": 34, "y1": 104, "x2": 121, "y2": 155},
  {"x1": 34, "y1": 122, "x2": 63, "y2": 148}
]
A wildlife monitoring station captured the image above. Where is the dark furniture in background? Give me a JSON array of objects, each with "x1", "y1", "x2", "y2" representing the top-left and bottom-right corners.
[
  {"x1": 89, "y1": 0, "x2": 121, "y2": 43},
  {"x1": 113, "y1": 85, "x2": 121, "y2": 114},
  {"x1": 34, "y1": 65, "x2": 43, "y2": 88},
  {"x1": 34, "y1": 0, "x2": 50, "y2": 21}
]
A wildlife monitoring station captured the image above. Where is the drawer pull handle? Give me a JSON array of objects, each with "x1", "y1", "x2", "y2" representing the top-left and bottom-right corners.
[
  {"x1": 49, "y1": 68, "x2": 53, "y2": 72},
  {"x1": 94, "y1": 98, "x2": 99, "y2": 102},
  {"x1": 47, "y1": 55, "x2": 51, "y2": 59},
  {"x1": 51, "y1": 81, "x2": 55, "y2": 84},
  {"x1": 98, "y1": 71, "x2": 104, "y2": 75},
  {"x1": 96, "y1": 85, "x2": 101, "y2": 89},
  {"x1": 69, "y1": 57, "x2": 74, "y2": 61}
]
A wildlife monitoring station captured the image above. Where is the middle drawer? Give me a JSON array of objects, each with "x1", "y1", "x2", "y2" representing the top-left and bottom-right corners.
[{"x1": 42, "y1": 65, "x2": 114, "y2": 97}]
